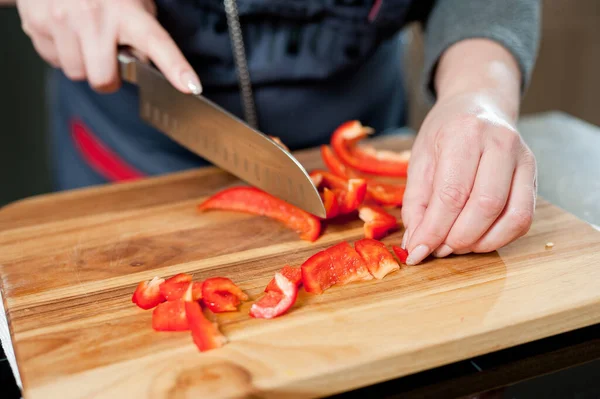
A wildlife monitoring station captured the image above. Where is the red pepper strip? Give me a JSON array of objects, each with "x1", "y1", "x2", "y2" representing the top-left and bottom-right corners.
[
  {"x1": 160, "y1": 281, "x2": 203, "y2": 302},
  {"x1": 321, "y1": 187, "x2": 340, "y2": 219},
  {"x1": 392, "y1": 245, "x2": 409, "y2": 264},
  {"x1": 321, "y1": 145, "x2": 405, "y2": 206},
  {"x1": 152, "y1": 300, "x2": 189, "y2": 331},
  {"x1": 250, "y1": 273, "x2": 299, "y2": 319},
  {"x1": 354, "y1": 238, "x2": 399, "y2": 279},
  {"x1": 325, "y1": 241, "x2": 373, "y2": 285},
  {"x1": 185, "y1": 301, "x2": 228, "y2": 352},
  {"x1": 202, "y1": 277, "x2": 249, "y2": 313},
  {"x1": 301, "y1": 251, "x2": 336, "y2": 294},
  {"x1": 132, "y1": 277, "x2": 165, "y2": 310},
  {"x1": 197, "y1": 187, "x2": 322, "y2": 242},
  {"x1": 265, "y1": 265, "x2": 302, "y2": 293},
  {"x1": 358, "y1": 205, "x2": 398, "y2": 240},
  {"x1": 164, "y1": 273, "x2": 193, "y2": 284},
  {"x1": 301, "y1": 241, "x2": 373, "y2": 294},
  {"x1": 331, "y1": 120, "x2": 410, "y2": 177},
  {"x1": 310, "y1": 170, "x2": 367, "y2": 214}
]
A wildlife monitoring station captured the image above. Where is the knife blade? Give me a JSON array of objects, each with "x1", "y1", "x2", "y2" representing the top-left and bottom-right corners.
[{"x1": 117, "y1": 50, "x2": 326, "y2": 218}]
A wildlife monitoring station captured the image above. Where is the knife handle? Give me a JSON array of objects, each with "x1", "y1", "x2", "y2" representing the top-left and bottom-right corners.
[{"x1": 117, "y1": 47, "x2": 141, "y2": 85}]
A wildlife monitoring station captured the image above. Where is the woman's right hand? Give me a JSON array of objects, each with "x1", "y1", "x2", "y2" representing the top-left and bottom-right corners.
[{"x1": 17, "y1": 0, "x2": 202, "y2": 94}]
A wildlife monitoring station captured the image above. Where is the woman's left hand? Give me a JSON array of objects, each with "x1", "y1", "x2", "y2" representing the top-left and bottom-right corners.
[{"x1": 401, "y1": 91, "x2": 537, "y2": 265}]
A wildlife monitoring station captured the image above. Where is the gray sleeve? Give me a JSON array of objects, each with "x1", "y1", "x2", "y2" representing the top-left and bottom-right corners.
[{"x1": 421, "y1": 0, "x2": 541, "y2": 103}]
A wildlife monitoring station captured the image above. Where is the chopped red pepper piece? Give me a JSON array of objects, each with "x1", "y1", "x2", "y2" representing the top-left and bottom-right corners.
[
  {"x1": 321, "y1": 187, "x2": 340, "y2": 219},
  {"x1": 132, "y1": 277, "x2": 165, "y2": 310},
  {"x1": 331, "y1": 120, "x2": 410, "y2": 177},
  {"x1": 301, "y1": 241, "x2": 373, "y2": 294},
  {"x1": 185, "y1": 301, "x2": 228, "y2": 352},
  {"x1": 301, "y1": 250, "x2": 336, "y2": 294},
  {"x1": 354, "y1": 238, "x2": 400, "y2": 279},
  {"x1": 358, "y1": 205, "x2": 398, "y2": 240},
  {"x1": 250, "y1": 273, "x2": 299, "y2": 319},
  {"x1": 265, "y1": 265, "x2": 302, "y2": 293},
  {"x1": 164, "y1": 273, "x2": 193, "y2": 284},
  {"x1": 325, "y1": 241, "x2": 373, "y2": 285},
  {"x1": 392, "y1": 245, "x2": 409, "y2": 264},
  {"x1": 310, "y1": 170, "x2": 367, "y2": 215},
  {"x1": 202, "y1": 277, "x2": 249, "y2": 313},
  {"x1": 160, "y1": 281, "x2": 203, "y2": 302},
  {"x1": 197, "y1": 186, "x2": 322, "y2": 242},
  {"x1": 152, "y1": 300, "x2": 189, "y2": 331},
  {"x1": 321, "y1": 145, "x2": 405, "y2": 206}
]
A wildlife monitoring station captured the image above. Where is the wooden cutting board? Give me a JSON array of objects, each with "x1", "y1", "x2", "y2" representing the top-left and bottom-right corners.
[{"x1": 1, "y1": 135, "x2": 600, "y2": 399}]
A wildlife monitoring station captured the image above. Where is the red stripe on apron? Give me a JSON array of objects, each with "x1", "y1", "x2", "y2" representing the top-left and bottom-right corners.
[{"x1": 71, "y1": 119, "x2": 145, "y2": 182}]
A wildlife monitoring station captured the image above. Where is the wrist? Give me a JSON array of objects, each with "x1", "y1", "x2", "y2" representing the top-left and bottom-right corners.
[{"x1": 434, "y1": 39, "x2": 522, "y2": 122}]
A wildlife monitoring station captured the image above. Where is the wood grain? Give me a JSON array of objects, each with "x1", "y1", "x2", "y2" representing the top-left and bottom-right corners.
[{"x1": 1, "y1": 136, "x2": 600, "y2": 399}]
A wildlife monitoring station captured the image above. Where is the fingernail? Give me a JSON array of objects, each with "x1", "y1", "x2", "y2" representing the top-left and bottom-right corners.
[
  {"x1": 401, "y1": 231, "x2": 408, "y2": 249},
  {"x1": 406, "y1": 244, "x2": 430, "y2": 266},
  {"x1": 181, "y1": 70, "x2": 202, "y2": 95},
  {"x1": 434, "y1": 244, "x2": 453, "y2": 258}
]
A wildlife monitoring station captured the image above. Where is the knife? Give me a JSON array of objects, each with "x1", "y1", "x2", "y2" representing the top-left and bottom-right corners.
[{"x1": 117, "y1": 50, "x2": 326, "y2": 218}]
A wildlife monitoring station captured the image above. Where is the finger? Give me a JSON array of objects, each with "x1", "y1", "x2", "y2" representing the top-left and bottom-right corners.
[
  {"x1": 31, "y1": 35, "x2": 60, "y2": 68},
  {"x1": 119, "y1": 10, "x2": 201, "y2": 94},
  {"x1": 405, "y1": 136, "x2": 481, "y2": 265},
  {"x1": 400, "y1": 149, "x2": 435, "y2": 249},
  {"x1": 471, "y1": 151, "x2": 537, "y2": 252},
  {"x1": 434, "y1": 139, "x2": 516, "y2": 256},
  {"x1": 76, "y1": 2, "x2": 119, "y2": 93},
  {"x1": 50, "y1": 8, "x2": 86, "y2": 80}
]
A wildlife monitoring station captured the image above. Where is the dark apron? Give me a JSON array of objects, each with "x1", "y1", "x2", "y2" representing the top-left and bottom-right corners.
[{"x1": 48, "y1": 0, "x2": 421, "y2": 191}]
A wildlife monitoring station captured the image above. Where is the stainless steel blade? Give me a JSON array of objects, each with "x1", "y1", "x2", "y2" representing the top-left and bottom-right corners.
[{"x1": 118, "y1": 51, "x2": 326, "y2": 218}]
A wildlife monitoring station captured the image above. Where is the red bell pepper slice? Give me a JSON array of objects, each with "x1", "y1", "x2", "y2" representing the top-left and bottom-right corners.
[
  {"x1": 185, "y1": 301, "x2": 228, "y2": 352},
  {"x1": 152, "y1": 300, "x2": 189, "y2": 331},
  {"x1": 321, "y1": 145, "x2": 405, "y2": 206},
  {"x1": 164, "y1": 273, "x2": 193, "y2": 284},
  {"x1": 331, "y1": 120, "x2": 410, "y2": 177},
  {"x1": 358, "y1": 205, "x2": 398, "y2": 240},
  {"x1": 250, "y1": 273, "x2": 299, "y2": 319},
  {"x1": 197, "y1": 186, "x2": 322, "y2": 242},
  {"x1": 310, "y1": 170, "x2": 367, "y2": 215},
  {"x1": 354, "y1": 238, "x2": 399, "y2": 279},
  {"x1": 265, "y1": 265, "x2": 302, "y2": 293},
  {"x1": 326, "y1": 241, "x2": 373, "y2": 284},
  {"x1": 301, "y1": 250, "x2": 336, "y2": 294},
  {"x1": 320, "y1": 187, "x2": 340, "y2": 219},
  {"x1": 160, "y1": 281, "x2": 203, "y2": 302},
  {"x1": 202, "y1": 277, "x2": 249, "y2": 313},
  {"x1": 392, "y1": 245, "x2": 409, "y2": 264},
  {"x1": 132, "y1": 277, "x2": 165, "y2": 310},
  {"x1": 302, "y1": 241, "x2": 373, "y2": 294}
]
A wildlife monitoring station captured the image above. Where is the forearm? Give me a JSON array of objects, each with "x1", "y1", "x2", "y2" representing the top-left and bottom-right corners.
[
  {"x1": 421, "y1": 0, "x2": 541, "y2": 115},
  {"x1": 434, "y1": 38, "x2": 522, "y2": 122}
]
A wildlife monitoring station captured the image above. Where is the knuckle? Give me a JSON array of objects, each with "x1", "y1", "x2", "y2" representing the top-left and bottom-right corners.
[
  {"x1": 521, "y1": 149, "x2": 537, "y2": 168},
  {"x1": 507, "y1": 207, "x2": 534, "y2": 234},
  {"x1": 51, "y1": 4, "x2": 68, "y2": 23},
  {"x1": 448, "y1": 236, "x2": 473, "y2": 251},
  {"x1": 438, "y1": 183, "x2": 470, "y2": 212},
  {"x1": 477, "y1": 193, "x2": 506, "y2": 218}
]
